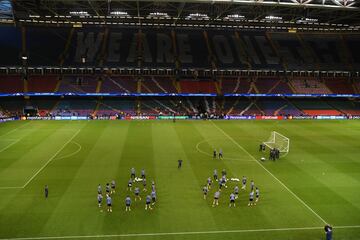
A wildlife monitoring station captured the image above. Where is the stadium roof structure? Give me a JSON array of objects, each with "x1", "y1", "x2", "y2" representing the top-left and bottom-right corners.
[{"x1": 6, "y1": 0, "x2": 360, "y2": 29}]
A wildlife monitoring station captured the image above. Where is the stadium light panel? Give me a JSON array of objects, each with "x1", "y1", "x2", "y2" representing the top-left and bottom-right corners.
[
  {"x1": 305, "y1": 18, "x2": 318, "y2": 22},
  {"x1": 148, "y1": 12, "x2": 170, "y2": 18},
  {"x1": 264, "y1": 16, "x2": 283, "y2": 21},
  {"x1": 69, "y1": 11, "x2": 89, "y2": 16},
  {"x1": 224, "y1": 14, "x2": 245, "y2": 20},
  {"x1": 186, "y1": 13, "x2": 209, "y2": 20},
  {"x1": 297, "y1": 17, "x2": 319, "y2": 24},
  {"x1": 110, "y1": 11, "x2": 129, "y2": 17}
]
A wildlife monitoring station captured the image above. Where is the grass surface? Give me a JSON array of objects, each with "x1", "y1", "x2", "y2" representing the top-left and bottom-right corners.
[{"x1": 0, "y1": 120, "x2": 359, "y2": 240}]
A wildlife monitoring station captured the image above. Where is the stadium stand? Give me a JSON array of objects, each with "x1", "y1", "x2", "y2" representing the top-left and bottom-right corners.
[
  {"x1": 270, "y1": 80, "x2": 293, "y2": 94},
  {"x1": 277, "y1": 103, "x2": 304, "y2": 116},
  {"x1": 257, "y1": 99, "x2": 288, "y2": 115},
  {"x1": 291, "y1": 99, "x2": 342, "y2": 116},
  {"x1": 58, "y1": 76, "x2": 98, "y2": 93},
  {"x1": 141, "y1": 77, "x2": 177, "y2": 93},
  {"x1": 52, "y1": 99, "x2": 97, "y2": 116},
  {"x1": 0, "y1": 75, "x2": 24, "y2": 93},
  {"x1": 102, "y1": 76, "x2": 138, "y2": 93},
  {"x1": 324, "y1": 78, "x2": 355, "y2": 94},
  {"x1": 0, "y1": 26, "x2": 359, "y2": 118},
  {"x1": 27, "y1": 75, "x2": 58, "y2": 93},
  {"x1": 255, "y1": 78, "x2": 279, "y2": 94},
  {"x1": 326, "y1": 99, "x2": 360, "y2": 115},
  {"x1": 221, "y1": 78, "x2": 251, "y2": 94},
  {"x1": 1, "y1": 27, "x2": 359, "y2": 70},
  {"x1": 1, "y1": 96, "x2": 360, "y2": 117},
  {"x1": 290, "y1": 78, "x2": 332, "y2": 94},
  {"x1": 0, "y1": 98, "x2": 25, "y2": 116},
  {"x1": 97, "y1": 99, "x2": 136, "y2": 116},
  {"x1": 180, "y1": 79, "x2": 217, "y2": 94}
]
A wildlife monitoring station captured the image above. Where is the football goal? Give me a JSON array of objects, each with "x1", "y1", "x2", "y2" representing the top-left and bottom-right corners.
[{"x1": 263, "y1": 131, "x2": 290, "y2": 155}]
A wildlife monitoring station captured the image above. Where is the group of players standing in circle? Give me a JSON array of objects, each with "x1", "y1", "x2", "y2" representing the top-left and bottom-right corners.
[
  {"x1": 96, "y1": 168, "x2": 157, "y2": 212},
  {"x1": 204, "y1": 149, "x2": 260, "y2": 207},
  {"x1": 203, "y1": 169, "x2": 260, "y2": 207},
  {"x1": 95, "y1": 148, "x2": 260, "y2": 212}
]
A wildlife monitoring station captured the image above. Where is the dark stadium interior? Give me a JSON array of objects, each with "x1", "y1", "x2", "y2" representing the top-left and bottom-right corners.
[{"x1": 0, "y1": 0, "x2": 360, "y2": 119}]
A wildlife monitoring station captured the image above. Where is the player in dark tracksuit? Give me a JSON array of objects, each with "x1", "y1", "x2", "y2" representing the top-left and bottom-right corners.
[
  {"x1": 44, "y1": 185, "x2": 49, "y2": 198},
  {"x1": 275, "y1": 148, "x2": 280, "y2": 159},
  {"x1": 178, "y1": 159, "x2": 183, "y2": 168},
  {"x1": 324, "y1": 225, "x2": 333, "y2": 240},
  {"x1": 259, "y1": 143, "x2": 264, "y2": 151}
]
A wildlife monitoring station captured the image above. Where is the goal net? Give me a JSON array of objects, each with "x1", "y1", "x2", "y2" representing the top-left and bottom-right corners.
[{"x1": 263, "y1": 131, "x2": 289, "y2": 154}]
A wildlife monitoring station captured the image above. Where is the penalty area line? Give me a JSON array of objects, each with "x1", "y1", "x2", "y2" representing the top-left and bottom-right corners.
[
  {"x1": 0, "y1": 130, "x2": 82, "y2": 190},
  {"x1": 54, "y1": 142, "x2": 82, "y2": 161},
  {"x1": 1, "y1": 225, "x2": 360, "y2": 240},
  {"x1": 0, "y1": 121, "x2": 31, "y2": 138},
  {"x1": 210, "y1": 120, "x2": 328, "y2": 225},
  {"x1": 0, "y1": 186, "x2": 23, "y2": 190},
  {"x1": 0, "y1": 139, "x2": 21, "y2": 153},
  {"x1": 21, "y1": 129, "x2": 82, "y2": 188}
]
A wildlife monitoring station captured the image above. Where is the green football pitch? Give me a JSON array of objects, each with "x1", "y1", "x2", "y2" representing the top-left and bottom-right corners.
[{"x1": 0, "y1": 120, "x2": 360, "y2": 240}]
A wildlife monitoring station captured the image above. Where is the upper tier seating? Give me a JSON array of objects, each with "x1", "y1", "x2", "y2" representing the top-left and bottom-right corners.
[
  {"x1": 222, "y1": 78, "x2": 251, "y2": 94},
  {"x1": 180, "y1": 80, "x2": 216, "y2": 94},
  {"x1": 58, "y1": 76, "x2": 98, "y2": 93},
  {"x1": 325, "y1": 78, "x2": 354, "y2": 94},
  {"x1": 28, "y1": 76, "x2": 58, "y2": 92},
  {"x1": 271, "y1": 81, "x2": 293, "y2": 94},
  {"x1": 100, "y1": 76, "x2": 137, "y2": 93},
  {"x1": 291, "y1": 79, "x2": 332, "y2": 94},
  {"x1": 255, "y1": 78, "x2": 279, "y2": 94},
  {"x1": 141, "y1": 77, "x2": 177, "y2": 93},
  {"x1": 0, "y1": 75, "x2": 23, "y2": 93}
]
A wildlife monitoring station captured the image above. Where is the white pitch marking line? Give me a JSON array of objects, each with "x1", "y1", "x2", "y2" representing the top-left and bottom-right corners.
[
  {"x1": 0, "y1": 121, "x2": 33, "y2": 153},
  {"x1": 21, "y1": 129, "x2": 82, "y2": 188},
  {"x1": 0, "y1": 121, "x2": 31, "y2": 137},
  {"x1": 0, "y1": 139, "x2": 21, "y2": 153},
  {"x1": 0, "y1": 186, "x2": 23, "y2": 190},
  {"x1": 54, "y1": 142, "x2": 82, "y2": 161},
  {"x1": 1, "y1": 225, "x2": 360, "y2": 240},
  {"x1": 210, "y1": 120, "x2": 328, "y2": 224}
]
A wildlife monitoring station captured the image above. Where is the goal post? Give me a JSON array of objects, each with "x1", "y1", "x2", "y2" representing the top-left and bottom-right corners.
[{"x1": 263, "y1": 131, "x2": 290, "y2": 154}]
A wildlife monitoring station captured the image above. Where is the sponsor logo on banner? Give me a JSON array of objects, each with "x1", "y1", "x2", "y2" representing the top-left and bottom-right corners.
[
  {"x1": 226, "y1": 116, "x2": 255, "y2": 120},
  {"x1": 256, "y1": 116, "x2": 284, "y2": 120},
  {"x1": 316, "y1": 116, "x2": 346, "y2": 120},
  {"x1": 0, "y1": 117, "x2": 16, "y2": 122},
  {"x1": 291, "y1": 116, "x2": 315, "y2": 119},
  {"x1": 157, "y1": 116, "x2": 189, "y2": 120},
  {"x1": 27, "y1": 116, "x2": 52, "y2": 120},
  {"x1": 54, "y1": 116, "x2": 89, "y2": 120},
  {"x1": 125, "y1": 116, "x2": 156, "y2": 120}
]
